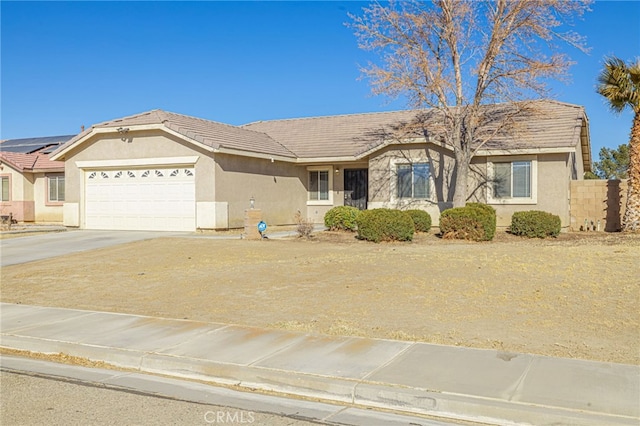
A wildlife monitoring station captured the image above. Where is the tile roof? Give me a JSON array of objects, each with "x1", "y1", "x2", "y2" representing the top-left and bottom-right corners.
[
  {"x1": 62, "y1": 110, "x2": 296, "y2": 159},
  {"x1": 243, "y1": 100, "x2": 588, "y2": 158},
  {"x1": 478, "y1": 100, "x2": 586, "y2": 151},
  {"x1": 244, "y1": 110, "x2": 421, "y2": 158},
  {"x1": 0, "y1": 151, "x2": 64, "y2": 172},
  {"x1": 53, "y1": 100, "x2": 588, "y2": 163}
]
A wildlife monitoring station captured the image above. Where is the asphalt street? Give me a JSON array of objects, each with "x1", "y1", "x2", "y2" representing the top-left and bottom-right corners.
[
  {"x1": 1, "y1": 356, "x2": 462, "y2": 426},
  {"x1": 1, "y1": 370, "x2": 319, "y2": 426}
]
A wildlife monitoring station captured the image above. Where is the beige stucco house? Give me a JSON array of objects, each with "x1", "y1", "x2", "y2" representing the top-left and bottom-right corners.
[
  {"x1": 1, "y1": 136, "x2": 72, "y2": 223},
  {"x1": 50, "y1": 100, "x2": 591, "y2": 232}
]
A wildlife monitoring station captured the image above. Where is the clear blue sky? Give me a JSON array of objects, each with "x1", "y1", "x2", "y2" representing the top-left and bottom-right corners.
[{"x1": 1, "y1": 1, "x2": 639, "y2": 158}]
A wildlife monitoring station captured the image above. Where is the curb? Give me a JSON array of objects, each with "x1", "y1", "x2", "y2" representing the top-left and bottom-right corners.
[
  {"x1": 0, "y1": 226, "x2": 67, "y2": 235},
  {"x1": 2, "y1": 333, "x2": 637, "y2": 426}
]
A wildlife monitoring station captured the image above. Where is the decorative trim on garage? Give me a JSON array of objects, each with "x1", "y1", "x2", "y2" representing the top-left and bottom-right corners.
[{"x1": 75, "y1": 156, "x2": 199, "y2": 170}]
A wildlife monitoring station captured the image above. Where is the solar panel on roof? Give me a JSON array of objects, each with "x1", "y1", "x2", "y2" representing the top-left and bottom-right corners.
[{"x1": 0, "y1": 135, "x2": 75, "y2": 154}]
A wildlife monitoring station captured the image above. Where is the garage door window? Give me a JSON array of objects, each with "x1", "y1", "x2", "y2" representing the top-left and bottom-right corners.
[{"x1": 114, "y1": 171, "x2": 136, "y2": 178}]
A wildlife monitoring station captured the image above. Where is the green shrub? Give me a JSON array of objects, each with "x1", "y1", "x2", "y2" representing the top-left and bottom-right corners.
[
  {"x1": 324, "y1": 206, "x2": 361, "y2": 231},
  {"x1": 356, "y1": 209, "x2": 415, "y2": 243},
  {"x1": 510, "y1": 210, "x2": 561, "y2": 238},
  {"x1": 439, "y1": 204, "x2": 496, "y2": 241},
  {"x1": 466, "y1": 202, "x2": 496, "y2": 219},
  {"x1": 406, "y1": 209, "x2": 432, "y2": 232},
  {"x1": 465, "y1": 203, "x2": 496, "y2": 241}
]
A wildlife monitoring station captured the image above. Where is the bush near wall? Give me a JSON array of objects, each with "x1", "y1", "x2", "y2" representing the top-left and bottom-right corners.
[
  {"x1": 356, "y1": 209, "x2": 415, "y2": 243},
  {"x1": 324, "y1": 206, "x2": 361, "y2": 231},
  {"x1": 510, "y1": 210, "x2": 561, "y2": 238},
  {"x1": 466, "y1": 203, "x2": 497, "y2": 240},
  {"x1": 466, "y1": 202, "x2": 496, "y2": 219},
  {"x1": 406, "y1": 209, "x2": 432, "y2": 232},
  {"x1": 439, "y1": 203, "x2": 496, "y2": 241}
]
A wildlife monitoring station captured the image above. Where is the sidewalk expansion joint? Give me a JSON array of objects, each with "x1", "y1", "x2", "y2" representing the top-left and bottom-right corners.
[
  {"x1": 246, "y1": 337, "x2": 310, "y2": 368},
  {"x1": 506, "y1": 354, "x2": 535, "y2": 402},
  {"x1": 360, "y1": 341, "x2": 416, "y2": 382}
]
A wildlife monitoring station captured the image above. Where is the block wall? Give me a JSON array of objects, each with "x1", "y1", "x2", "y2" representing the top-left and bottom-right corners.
[{"x1": 570, "y1": 179, "x2": 628, "y2": 232}]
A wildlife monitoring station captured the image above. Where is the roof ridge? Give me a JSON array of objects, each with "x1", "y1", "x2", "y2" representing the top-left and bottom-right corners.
[
  {"x1": 243, "y1": 109, "x2": 417, "y2": 126},
  {"x1": 161, "y1": 109, "x2": 263, "y2": 131},
  {"x1": 533, "y1": 98, "x2": 583, "y2": 109},
  {"x1": 241, "y1": 100, "x2": 582, "y2": 126},
  {"x1": 159, "y1": 110, "x2": 298, "y2": 157},
  {"x1": 29, "y1": 154, "x2": 39, "y2": 169},
  {"x1": 94, "y1": 109, "x2": 164, "y2": 127}
]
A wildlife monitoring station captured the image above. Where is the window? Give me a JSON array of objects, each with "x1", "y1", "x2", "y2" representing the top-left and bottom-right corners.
[
  {"x1": 1, "y1": 176, "x2": 9, "y2": 201},
  {"x1": 397, "y1": 163, "x2": 430, "y2": 199},
  {"x1": 488, "y1": 157, "x2": 537, "y2": 204},
  {"x1": 48, "y1": 175, "x2": 65, "y2": 202},
  {"x1": 493, "y1": 161, "x2": 531, "y2": 198},
  {"x1": 309, "y1": 170, "x2": 329, "y2": 201}
]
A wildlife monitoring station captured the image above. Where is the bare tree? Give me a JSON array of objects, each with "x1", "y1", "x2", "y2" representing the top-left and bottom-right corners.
[{"x1": 350, "y1": 0, "x2": 590, "y2": 207}]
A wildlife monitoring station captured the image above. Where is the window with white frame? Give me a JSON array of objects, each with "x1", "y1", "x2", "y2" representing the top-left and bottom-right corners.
[
  {"x1": 309, "y1": 169, "x2": 329, "y2": 201},
  {"x1": 48, "y1": 174, "x2": 65, "y2": 202},
  {"x1": 488, "y1": 157, "x2": 536, "y2": 204},
  {"x1": 1, "y1": 176, "x2": 9, "y2": 201},
  {"x1": 397, "y1": 163, "x2": 430, "y2": 199}
]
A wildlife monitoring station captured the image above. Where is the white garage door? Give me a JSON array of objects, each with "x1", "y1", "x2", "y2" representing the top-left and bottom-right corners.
[{"x1": 85, "y1": 167, "x2": 196, "y2": 232}]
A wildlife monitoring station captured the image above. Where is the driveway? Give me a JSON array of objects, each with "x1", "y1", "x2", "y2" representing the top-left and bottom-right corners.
[{"x1": 0, "y1": 230, "x2": 185, "y2": 267}]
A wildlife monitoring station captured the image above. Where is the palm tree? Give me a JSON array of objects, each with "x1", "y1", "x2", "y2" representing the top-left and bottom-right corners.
[{"x1": 597, "y1": 57, "x2": 640, "y2": 232}]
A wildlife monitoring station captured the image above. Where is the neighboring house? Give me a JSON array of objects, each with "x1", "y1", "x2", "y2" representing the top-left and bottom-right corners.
[
  {"x1": 50, "y1": 100, "x2": 591, "y2": 232},
  {"x1": 0, "y1": 135, "x2": 73, "y2": 223}
]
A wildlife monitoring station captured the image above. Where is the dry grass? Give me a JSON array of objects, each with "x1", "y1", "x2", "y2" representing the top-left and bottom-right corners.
[{"x1": 1, "y1": 230, "x2": 638, "y2": 364}]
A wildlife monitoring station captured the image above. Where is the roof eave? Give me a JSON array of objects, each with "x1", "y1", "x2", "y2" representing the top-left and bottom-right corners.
[
  {"x1": 30, "y1": 167, "x2": 65, "y2": 173},
  {"x1": 294, "y1": 156, "x2": 360, "y2": 164},
  {"x1": 214, "y1": 146, "x2": 297, "y2": 163},
  {"x1": 580, "y1": 114, "x2": 592, "y2": 173},
  {"x1": 50, "y1": 127, "x2": 114, "y2": 161},
  {"x1": 51, "y1": 124, "x2": 219, "y2": 161},
  {"x1": 0, "y1": 160, "x2": 24, "y2": 173},
  {"x1": 475, "y1": 147, "x2": 577, "y2": 156}
]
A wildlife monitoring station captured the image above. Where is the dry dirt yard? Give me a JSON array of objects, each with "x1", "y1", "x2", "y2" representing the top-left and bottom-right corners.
[{"x1": 1, "y1": 230, "x2": 638, "y2": 365}]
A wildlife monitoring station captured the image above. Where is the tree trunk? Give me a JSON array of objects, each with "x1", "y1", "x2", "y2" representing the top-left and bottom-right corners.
[
  {"x1": 452, "y1": 148, "x2": 469, "y2": 208},
  {"x1": 622, "y1": 111, "x2": 640, "y2": 232}
]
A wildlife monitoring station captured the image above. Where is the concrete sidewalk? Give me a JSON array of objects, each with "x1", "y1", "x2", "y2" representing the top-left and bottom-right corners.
[{"x1": 1, "y1": 303, "x2": 638, "y2": 425}]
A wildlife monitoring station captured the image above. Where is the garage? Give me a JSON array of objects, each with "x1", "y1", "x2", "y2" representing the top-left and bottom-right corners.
[{"x1": 84, "y1": 167, "x2": 195, "y2": 232}]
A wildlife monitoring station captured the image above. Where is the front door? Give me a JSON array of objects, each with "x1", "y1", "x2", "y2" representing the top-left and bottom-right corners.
[{"x1": 344, "y1": 169, "x2": 368, "y2": 210}]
